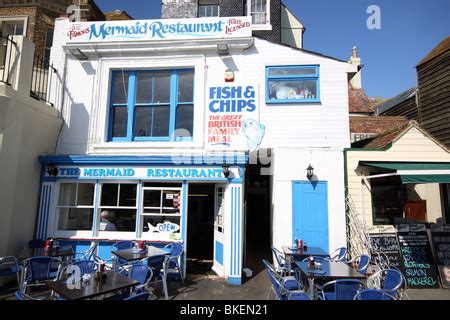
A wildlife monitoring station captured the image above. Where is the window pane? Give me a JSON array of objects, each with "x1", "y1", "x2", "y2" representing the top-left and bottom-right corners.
[
  {"x1": 252, "y1": 13, "x2": 266, "y2": 24},
  {"x1": 112, "y1": 106, "x2": 128, "y2": 138},
  {"x1": 77, "y1": 183, "x2": 95, "y2": 206},
  {"x1": 58, "y1": 208, "x2": 93, "y2": 231},
  {"x1": 143, "y1": 190, "x2": 161, "y2": 208},
  {"x1": 134, "y1": 106, "x2": 170, "y2": 137},
  {"x1": 162, "y1": 190, "x2": 181, "y2": 208},
  {"x1": 268, "y1": 80, "x2": 318, "y2": 100},
  {"x1": 372, "y1": 177, "x2": 404, "y2": 224},
  {"x1": 99, "y1": 209, "x2": 136, "y2": 232},
  {"x1": 178, "y1": 71, "x2": 194, "y2": 102},
  {"x1": 153, "y1": 72, "x2": 171, "y2": 103},
  {"x1": 136, "y1": 72, "x2": 153, "y2": 104},
  {"x1": 143, "y1": 216, "x2": 181, "y2": 234},
  {"x1": 119, "y1": 184, "x2": 137, "y2": 207},
  {"x1": 58, "y1": 183, "x2": 77, "y2": 206},
  {"x1": 101, "y1": 184, "x2": 118, "y2": 206},
  {"x1": 113, "y1": 73, "x2": 129, "y2": 104},
  {"x1": 268, "y1": 67, "x2": 317, "y2": 76},
  {"x1": 175, "y1": 104, "x2": 194, "y2": 138},
  {"x1": 45, "y1": 28, "x2": 54, "y2": 49}
]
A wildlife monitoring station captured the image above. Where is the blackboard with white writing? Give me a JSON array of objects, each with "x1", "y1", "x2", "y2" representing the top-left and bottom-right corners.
[
  {"x1": 430, "y1": 224, "x2": 450, "y2": 265},
  {"x1": 396, "y1": 223, "x2": 440, "y2": 289},
  {"x1": 368, "y1": 233, "x2": 404, "y2": 271}
]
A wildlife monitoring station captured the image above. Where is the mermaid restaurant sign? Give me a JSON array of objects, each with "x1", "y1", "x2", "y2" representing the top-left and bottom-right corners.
[{"x1": 66, "y1": 17, "x2": 252, "y2": 43}]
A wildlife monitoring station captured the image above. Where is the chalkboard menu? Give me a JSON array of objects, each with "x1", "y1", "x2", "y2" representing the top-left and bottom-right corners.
[
  {"x1": 368, "y1": 233, "x2": 404, "y2": 271},
  {"x1": 396, "y1": 223, "x2": 440, "y2": 289},
  {"x1": 430, "y1": 224, "x2": 450, "y2": 265}
]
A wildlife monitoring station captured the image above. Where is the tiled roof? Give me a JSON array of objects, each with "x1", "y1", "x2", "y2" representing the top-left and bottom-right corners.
[
  {"x1": 105, "y1": 10, "x2": 134, "y2": 21},
  {"x1": 375, "y1": 87, "x2": 417, "y2": 115},
  {"x1": 348, "y1": 86, "x2": 373, "y2": 114},
  {"x1": 417, "y1": 36, "x2": 450, "y2": 67},
  {"x1": 350, "y1": 116, "x2": 408, "y2": 135}
]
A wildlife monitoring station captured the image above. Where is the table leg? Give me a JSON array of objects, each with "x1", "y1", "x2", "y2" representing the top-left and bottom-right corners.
[{"x1": 308, "y1": 277, "x2": 316, "y2": 300}]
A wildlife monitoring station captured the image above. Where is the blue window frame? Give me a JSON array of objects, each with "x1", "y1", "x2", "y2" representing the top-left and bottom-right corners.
[
  {"x1": 108, "y1": 69, "x2": 194, "y2": 142},
  {"x1": 265, "y1": 65, "x2": 320, "y2": 104}
]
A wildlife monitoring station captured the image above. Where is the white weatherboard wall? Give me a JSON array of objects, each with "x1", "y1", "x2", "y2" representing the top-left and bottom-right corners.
[{"x1": 0, "y1": 37, "x2": 62, "y2": 257}]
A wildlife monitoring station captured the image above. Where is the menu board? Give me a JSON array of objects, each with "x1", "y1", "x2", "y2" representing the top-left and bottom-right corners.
[
  {"x1": 431, "y1": 224, "x2": 450, "y2": 289},
  {"x1": 368, "y1": 233, "x2": 404, "y2": 271},
  {"x1": 396, "y1": 223, "x2": 440, "y2": 289}
]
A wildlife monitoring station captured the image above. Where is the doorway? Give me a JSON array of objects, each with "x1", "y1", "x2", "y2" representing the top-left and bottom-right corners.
[{"x1": 186, "y1": 183, "x2": 215, "y2": 275}]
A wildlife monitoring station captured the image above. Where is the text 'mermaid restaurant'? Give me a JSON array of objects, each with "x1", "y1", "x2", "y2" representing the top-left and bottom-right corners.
[{"x1": 37, "y1": 14, "x2": 356, "y2": 285}]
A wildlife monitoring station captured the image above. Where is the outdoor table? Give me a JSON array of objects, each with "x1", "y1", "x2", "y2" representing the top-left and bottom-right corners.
[
  {"x1": 295, "y1": 261, "x2": 366, "y2": 299},
  {"x1": 47, "y1": 271, "x2": 139, "y2": 300},
  {"x1": 282, "y1": 246, "x2": 329, "y2": 275},
  {"x1": 112, "y1": 246, "x2": 169, "y2": 263},
  {"x1": 18, "y1": 246, "x2": 75, "y2": 261}
]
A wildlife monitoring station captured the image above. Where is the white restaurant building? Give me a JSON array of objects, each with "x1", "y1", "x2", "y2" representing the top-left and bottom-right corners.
[{"x1": 36, "y1": 15, "x2": 357, "y2": 285}]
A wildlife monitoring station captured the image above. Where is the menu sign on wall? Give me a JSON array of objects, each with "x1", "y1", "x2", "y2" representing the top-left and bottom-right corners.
[
  {"x1": 206, "y1": 84, "x2": 264, "y2": 151},
  {"x1": 368, "y1": 233, "x2": 404, "y2": 271},
  {"x1": 431, "y1": 224, "x2": 450, "y2": 289},
  {"x1": 396, "y1": 223, "x2": 440, "y2": 289}
]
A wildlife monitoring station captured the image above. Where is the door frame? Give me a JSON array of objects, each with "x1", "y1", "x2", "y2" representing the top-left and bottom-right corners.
[
  {"x1": 212, "y1": 184, "x2": 226, "y2": 276},
  {"x1": 292, "y1": 181, "x2": 329, "y2": 253}
]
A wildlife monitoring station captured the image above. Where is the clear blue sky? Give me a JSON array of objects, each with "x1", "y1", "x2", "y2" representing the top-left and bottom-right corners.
[{"x1": 96, "y1": 0, "x2": 450, "y2": 98}]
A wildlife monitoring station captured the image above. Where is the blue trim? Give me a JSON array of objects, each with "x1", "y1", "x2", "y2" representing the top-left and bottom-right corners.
[
  {"x1": 91, "y1": 180, "x2": 100, "y2": 237},
  {"x1": 265, "y1": 65, "x2": 321, "y2": 104},
  {"x1": 39, "y1": 155, "x2": 249, "y2": 166},
  {"x1": 181, "y1": 181, "x2": 188, "y2": 242},
  {"x1": 136, "y1": 180, "x2": 143, "y2": 238},
  {"x1": 215, "y1": 241, "x2": 224, "y2": 266},
  {"x1": 228, "y1": 277, "x2": 242, "y2": 285},
  {"x1": 108, "y1": 69, "x2": 194, "y2": 142},
  {"x1": 229, "y1": 185, "x2": 242, "y2": 281}
]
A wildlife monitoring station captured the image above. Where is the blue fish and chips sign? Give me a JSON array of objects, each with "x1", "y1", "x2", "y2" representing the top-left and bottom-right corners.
[{"x1": 66, "y1": 17, "x2": 252, "y2": 43}]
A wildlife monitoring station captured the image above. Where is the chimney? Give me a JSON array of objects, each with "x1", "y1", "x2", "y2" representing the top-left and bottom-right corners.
[{"x1": 348, "y1": 46, "x2": 362, "y2": 89}]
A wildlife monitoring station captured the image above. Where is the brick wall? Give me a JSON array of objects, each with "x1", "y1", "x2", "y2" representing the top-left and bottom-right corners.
[
  {"x1": 162, "y1": 0, "x2": 198, "y2": 19},
  {"x1": 219, "y1": 0, "x2": 244, "y2": 17}
]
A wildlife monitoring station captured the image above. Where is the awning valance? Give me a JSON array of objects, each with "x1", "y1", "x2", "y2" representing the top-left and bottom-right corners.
[{"x1": 359, "y1": 162, "x2": 450, "y2": 184}]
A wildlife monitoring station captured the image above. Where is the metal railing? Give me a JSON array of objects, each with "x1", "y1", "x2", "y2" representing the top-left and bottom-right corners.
[
  {"x1": 30, "y1": 55, "x2": 56, "y2": 106},
  {"x1": 0, "y1": 35, "x2": 17, "y2": 85}
]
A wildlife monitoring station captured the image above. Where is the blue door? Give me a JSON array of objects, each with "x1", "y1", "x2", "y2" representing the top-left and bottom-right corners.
[{"x1": 292, "y1": 181, "x2": 329, "y2": 253}]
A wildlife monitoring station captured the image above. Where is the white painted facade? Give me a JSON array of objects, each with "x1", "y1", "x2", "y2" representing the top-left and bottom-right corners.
[{"x1": 37, "y1": 17, "x2": 354, "y2": 284}]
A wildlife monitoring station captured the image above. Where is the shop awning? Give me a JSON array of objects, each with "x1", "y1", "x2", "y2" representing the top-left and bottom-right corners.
[{"x1": 359, "y1": 162, "x2": 450, "y2": 184}]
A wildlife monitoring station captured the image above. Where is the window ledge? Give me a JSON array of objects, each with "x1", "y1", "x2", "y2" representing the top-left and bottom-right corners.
[
  {"x1": 266, "y1": 99, "x2": 322, "y2": 104},
  {"x1": 252, "y1": 24, "x2": 273, "y2": 31}
]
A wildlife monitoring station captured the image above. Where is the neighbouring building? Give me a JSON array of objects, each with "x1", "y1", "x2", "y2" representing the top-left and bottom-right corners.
[
  {"x1": 0, "y1": 35, "x2": 61, "y2": 258},
  {"x1": 104, "y1": 10, "x2": 134, "y2": 21},
  {"x1": 35, "y1": 0, "x2": 357, "y2": 285},
  {"x1": 162, "y1": 0, "x2": 305, "y2": 49},
  {"x1": 0, "y1": 0, "x2": 104, "y2": 63},
  {"x1": 377, "y1": 37, "x2": 450, "y2": 148}
]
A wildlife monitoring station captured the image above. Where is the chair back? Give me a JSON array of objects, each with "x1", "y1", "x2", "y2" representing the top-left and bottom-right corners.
[
  {"x1": 357, "y1": 255, "x2": 371, "y2": 275},
  {"x1": 383, "y1": 269, "x2": 403, "y2": 293},
  {"x1": 321, "y1": 279, "x2": 363, "y2": 300},
  {"x1": 270, "y1": 246, "x2": 285, "y2": 268},
  {"x1": 330, "y1": 247, "x2": 347, "y2": 262},
  {"x1": 145, "y1": 255, "x2": 166, "y2": 280},
  {"x1": 0, "y1": 256, "x2": 18, "y2": 276},
  {"x1": 354, "y1": 289, "x2": 396, "y2": 300},
  {"x1": 262, "y1": 259, "x2": 284, "y2": 299},
  {"x1": 25, "y1": 257, "x2": 60, "y2": 282},
  {"x1": 112, "y1": 241, "x2": 136, "y2": 265},
  {"x1": 124, "y1": 292, "x2": 150, "y2": 300},
  {"x1": 71, "y1": 260, "x2": 97, "y2": 277},
  {"x1": 169, "y1": 243, "x2": 183, "y2": 258},
  {"x1": 78, "y1": 243, "x2": 98, "y2": 261},
  {"x1": 129, "y1": 264, "x2": 153, "y2": 286}
]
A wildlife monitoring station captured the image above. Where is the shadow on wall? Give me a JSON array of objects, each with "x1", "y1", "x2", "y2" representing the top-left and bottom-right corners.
[{"x1": 58, "y1": 103, "x2": 90, "y2": 154}]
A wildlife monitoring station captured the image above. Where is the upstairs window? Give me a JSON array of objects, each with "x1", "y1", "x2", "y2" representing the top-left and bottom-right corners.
[
  {"x1": 198, "y1": 0, "x2": 220, "y2": 17},
  {"x1": 248, "y1": 0, "x2": 271, "y2": 28},
  {"x1": 266, "y1": 65, "x2": 320, "y2": 103},
  {"x1": 109, "y1": 69, "x2": 194, "y2": 142}
]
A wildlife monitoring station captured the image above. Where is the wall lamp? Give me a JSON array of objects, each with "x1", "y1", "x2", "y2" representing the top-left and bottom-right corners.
[
  {"x1": 217, "y1": 43, "x2": 230, "y2": 56},
  {"x1": 68, "y1": 48, "x2": 88, "y2": 61},
  {"x1": 222, "y1": 164, "x2": 231, "y2": 178},
  {"x1": 45, "y1": 163, "x2": 59, "y2": 177},
  {"x1": 306, "y1": 164, "x2": 314, "y2": 180}
]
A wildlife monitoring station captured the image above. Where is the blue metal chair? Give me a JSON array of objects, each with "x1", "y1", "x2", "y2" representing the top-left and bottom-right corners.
[
  {"x1": 144, "y1": 255, "x2": 169, "y2": 300},
  {"x1": 111, "y1": 241, "x2": 136, "y2": 268},
  {"x1": 317, "y1": 279, "x2": 365, "y2": 300},
  {"x1": 121, "y1": 263, "x2": 153, "y2": 295},
  {"x1": 69, "y1": 260, "x2": 97, "y2": 277},
  {"x1": 381, "y1": 269, "x2": 404, "y2": 297},
  {"x1": 124, "y1": 292, "x2": 150, "y2": 300},
  {"x1": 262, "y1": 259, "x2": 305, "y2": 300},
  {"x1": 0, "y1": 256, "x2": 21, "y2": 291},
  {"x1": 356, "y1": 255, "x2": 371, "y2": 276},
  {"x1": 329, "y1": 247, "x2": 348, "y2": 262},
  {"x1": 354, "y1": 289, "x2": 396, "y2": 300},
  {"x1": 164, "y1": 242, "x2": 185, "y2": 285},
  {"x1": 73, "y1": 243, "x2": 99, "y2": 262},
  {"x1": 21, "y1": 257, "x2": 61, "y2": 293}
]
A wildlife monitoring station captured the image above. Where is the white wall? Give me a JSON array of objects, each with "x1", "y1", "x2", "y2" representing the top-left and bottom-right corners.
[{"x1": 0, "y1": 37, "x2": 62, "y2": 256}]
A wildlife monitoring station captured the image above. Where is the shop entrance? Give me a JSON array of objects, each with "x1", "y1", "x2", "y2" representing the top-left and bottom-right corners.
[{"x1": 186, "y1": 183, "x2": 216, "y2": 275}]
